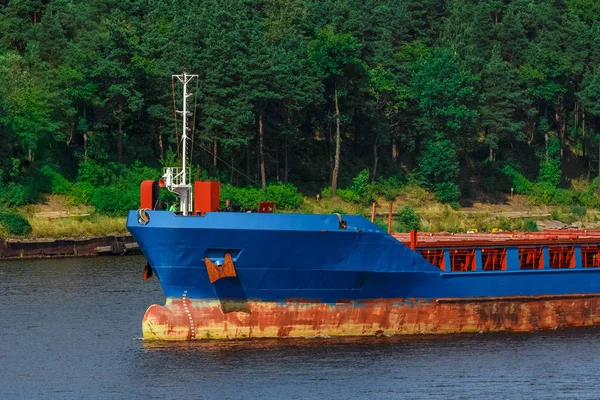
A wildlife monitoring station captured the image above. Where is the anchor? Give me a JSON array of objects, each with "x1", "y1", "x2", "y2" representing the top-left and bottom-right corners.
[{"x1": 204, "y1": 253, "x2": 237, "y2": 283}]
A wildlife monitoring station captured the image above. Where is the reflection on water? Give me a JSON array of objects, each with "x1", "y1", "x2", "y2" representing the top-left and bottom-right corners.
[{"x1": 1, "y1": 256, "x2": 600, "y2": 399}]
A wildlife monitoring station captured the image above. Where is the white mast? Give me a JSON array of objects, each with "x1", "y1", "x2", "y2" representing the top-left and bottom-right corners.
[{"x1": 163, "y1": 72, "x2": 197, "y2": 216}]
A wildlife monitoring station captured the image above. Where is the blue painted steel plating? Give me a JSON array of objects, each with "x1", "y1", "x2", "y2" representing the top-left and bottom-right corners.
[{"x1": 127, "y1": 210, "x2": 600, "y2": 302}]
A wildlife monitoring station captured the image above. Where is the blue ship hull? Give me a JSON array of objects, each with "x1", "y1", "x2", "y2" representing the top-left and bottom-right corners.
[
  {"x1": 127, "y1": 211, "x2": 600, "y2": 300},
  {"x1": 127, "y1": 210, "x2": 600, "y2": 340}
]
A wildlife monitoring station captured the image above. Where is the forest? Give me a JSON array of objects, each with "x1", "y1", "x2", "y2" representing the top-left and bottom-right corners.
[{"x1": 1, "y1": 0, "x2": 600, "y2": 219}]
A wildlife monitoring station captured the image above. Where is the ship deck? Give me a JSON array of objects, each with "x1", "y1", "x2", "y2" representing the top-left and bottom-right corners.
[
  {"x1": 393, "y1": 230, "x2": 600, "y2": 248},
  {"x1": 392, "y1": 230, "x2": 600, "y2": 271}
]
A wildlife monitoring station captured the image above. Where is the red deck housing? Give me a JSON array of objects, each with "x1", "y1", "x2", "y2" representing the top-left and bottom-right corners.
[
  {"x1": 194, "y1": 181, "x2": 220, "y2": 214},
  {"x1": 140, "y1": 180, "x2": 159, "y2": 210}
]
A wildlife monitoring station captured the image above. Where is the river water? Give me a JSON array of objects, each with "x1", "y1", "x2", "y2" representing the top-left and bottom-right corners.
[{"x1": 1, "y1": 256, "x2": 599, "y2": 399}]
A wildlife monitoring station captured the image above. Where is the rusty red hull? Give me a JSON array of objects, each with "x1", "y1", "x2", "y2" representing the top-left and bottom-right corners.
[{"x1": 142, "y1": 295, "x2": 600, "y2": 340}]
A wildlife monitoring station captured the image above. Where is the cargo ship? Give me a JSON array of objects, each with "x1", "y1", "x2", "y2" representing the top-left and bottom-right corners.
[{"x1": 127, "y1": 74, "x2": 600, "y2": 340}]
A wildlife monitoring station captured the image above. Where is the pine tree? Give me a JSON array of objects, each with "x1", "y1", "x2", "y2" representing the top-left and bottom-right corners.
[
  {"x1": 308, "y1": 25, "x2": 364, "y2": 197},
  {"x1": 480, "y1": 48, "x2": 525, "y2": 161}
]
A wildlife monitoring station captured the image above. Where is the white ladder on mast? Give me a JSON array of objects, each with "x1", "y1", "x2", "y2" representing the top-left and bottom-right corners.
[{"x1": 162, "y1": 72, "x2": 198, "y2": 216}]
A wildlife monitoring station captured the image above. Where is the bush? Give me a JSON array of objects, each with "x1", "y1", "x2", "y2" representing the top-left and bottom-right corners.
[
  {"x1": 539, "y1": 160, "x2": 561, "y2": 186},
  {"x1": 77, "y1": 161, "x2": 112, "y2": 187},
  {"x1": 0, "y1": 165, "x2": 49, "y2": 207},
  {"x1": 416, "y1": 140, "x2": 461, "y2": 205},
  {"x1": 571, "y1": 205, "x2": 587, "y2": 217},
  {"x1": 529, "y1": 182, "x2": 555, "y2": 205},
  {"x1": 40, "y1": 165, "x2": 72, "y2": 195},
  {"x1": 524, "y1": 219, "x2": 538, "y2": 232},
  {"x1": 234, "y1": 186, "x2": 263, "y2": 210},
  {"x1": 320, "y1": 170, "x2": 398, "y2": 205},
  {"x1": 434, "y1": 182, "x2": 460, "y2": 205},
  {"x1": 330, "y1": 170, "x2": 376, "y2": 205},
  {"x1": 70, "y1": 182, "x2": 95, "y2": 205},
  {"x1": 417, "y1": 140, "x2": 460, "y2": 186},
  {"x1": 265, "y1": 182, "x2": 302, "y2": 210},
  {"x1": 577, "y1": 191, "x2": 599, "y2": 208},
  {"x1": 374, "y1": 175, "x2": 403, "y2": 201},
  {"x1": 320, "y1": 186, "x2": 332, "y2": 198},
  {"x1": 350, "y1": 169, "x2": 370, "y2": 197},
  {"x1": 479, "y1": 161, "x2": 511, "y2": 193},
  {"x1": 220, "y1": 184, "x2": 264, "y2": 211},
  {"x1": 397, "y1": 204, "x2": 420, "y2": 232},
  {"x1": 538, "y1": 136, "x2": 561, "y2": 186},
  {"x1": 551, "y1": 189, "x2": 575, "y2": 206},
  {"x1": 0, "y1": 212, "x2": 32, "y2": 236},
  {"x1": 502, "y1": 165, "x2": 533, "y2": 194},
  {"x1": 91, "y1": 185, "x2": 139, "y2": 215},
  {"x1": 121, "y1": 162, "x2": 161, "y2": 185},
  {"x1": 374, "y1": 218, "x2": 388, "y2": 231},
  {"x1": 337, "y1": 188, "x2": 360, "y2": 203},
  {"x1": 0, "y1": 182, "x2": 28, "y2": 207}
]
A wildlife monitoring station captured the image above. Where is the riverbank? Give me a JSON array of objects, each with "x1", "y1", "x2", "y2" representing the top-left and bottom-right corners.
[
  {"x1": 3, "y1": 193, "x2": 600, "y2": 245},
  {"x1": 302, "y1": 191, "x2": 600, "y2": 232}
]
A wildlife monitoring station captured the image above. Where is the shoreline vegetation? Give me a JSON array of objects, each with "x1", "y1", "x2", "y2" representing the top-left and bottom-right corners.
[{"x1": 2, "y1": 179, "x2": 600, "y2": 240}]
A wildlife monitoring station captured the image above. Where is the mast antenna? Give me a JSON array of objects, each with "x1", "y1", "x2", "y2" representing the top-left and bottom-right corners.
[{"x1": 163, "y1": 72, "x2": 198, "y2": 216}]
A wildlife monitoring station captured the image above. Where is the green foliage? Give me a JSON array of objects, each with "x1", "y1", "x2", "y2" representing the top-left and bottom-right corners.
[
  {"x1": 502, "y1": 165, "x2": 533, "y2": 194},
  {"x1": 373, "y1": 175, "x2": 404, "y2": 201},
  {"x1": 418, "y1": 140, "x2": 460, "y2": 187},
  {"x1": 480, "y1": 48, "x2": 526, "y2": 151},
  {"x1": 418, "y1": 140, "x2": 461, "y2": 206},
  {"x1": 397, "y1": 204, "x2": 420, "y2": 232},
  {"x1": 41, "y1": 166, "x2": 72, "y2": 195},
  {"x1": 538, "y1": 137, "x2": 561, "y2": 186},
  {"x1": 308, "y1": 25, "x2": 363, "y2": 81},
  {"x1": 0, "y1": 183, "x2": 27, "y2": 207},
  {"x1": 552, "y1": 189, "x2": 575, "y2": 206},
  {"x1": 327, "y1": 170, "x2": 379, "y2": 205},
  {"x1": 70, "y1": 182, "x2": 95, "y2": 205},
  {"x1": 265, "y1": 183, "x2": 302, "y2": 210},
  {"x1": 337, "y1": 189, "x2": 360, "y2": 203},
  {"x1": 320, "y1": 186, "x2": 333, "y2": 199},
  {"x1": 479, "y1": 161, "x2": 511, "y2": 193},
  {"x1": 350, "y1": 169, "x2": 370, "y2": 199},
  {"x1": 220, "y1": 185, "x2": 264, "y2": 211},
  {"x1": 221, "y1": 182, "x2": 302, "y2": 211},
  {"x1": 87, "y1": 162, "x2": 160, "y2": 215},
  {"x1": 77, "y1": 161, "x2": 112, "y2": 187},
  {"x1": 411, "y1": 48, "x2": 478, "y2": 143},
  {"x1": 0, "y1": 0, "x2": 598, "y2": 219},
  {"x1": 342, "y1": 169, "x2": 378, "y2": 205},
  {"x1": 524, "y1": 220, "x2": 538, "y2": 232},
  {"x1": 576, "y1": 191, "x2": 599, "y2": 208},
  {"x1": 571, "y1": 205, "x2": 587, "y2": 217},
  {"x1": 374, "y1": 218, "x2": 388, "y2": 231},
  {"x1": 0, "y1": 212, "x2": 32, "y2": 236},
  {"x1": 529, "y1": 182, "x2": 556, "y2": 205},
  {"x1": 91, "y1": 185, "x2": 139, "y2": 216},
  {"x1": 434, "y1": 183, "x2": 461, "y2": 207},
  {"x1": 538, "y1": 160, "x2": 561, "y2": 186}
]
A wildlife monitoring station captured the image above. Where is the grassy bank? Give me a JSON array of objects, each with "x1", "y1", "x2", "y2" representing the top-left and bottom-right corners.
[
  {"x1": 0, "y1": 195, "x2": 128, "y2": 239},
  {"x1": 301, "y1": 187, "x2": 600, "y2": 234},
  {"x1": 2, "y1": 190, "x2": 600, "y2": 240},
  {"x1": 26, "y1": 214, "x2": 127, "y2": 239}
]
